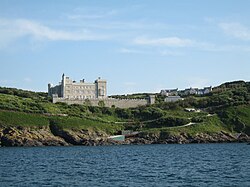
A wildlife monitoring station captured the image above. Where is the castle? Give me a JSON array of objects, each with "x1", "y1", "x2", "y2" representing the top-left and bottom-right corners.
[
  {"x1": 48, "y1": 74, "x2": 155, "y2": 108},
  {"x1": 48, "y1": 74, "x2": 107, "y2": 100}
]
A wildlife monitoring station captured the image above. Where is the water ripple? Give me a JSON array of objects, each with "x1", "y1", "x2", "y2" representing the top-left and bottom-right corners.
[{"x1": 0, "y1": 144, "x2": 250, "y2": 186}]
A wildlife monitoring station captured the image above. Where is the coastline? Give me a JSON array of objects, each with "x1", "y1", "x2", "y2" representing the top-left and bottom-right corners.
[{"x1": 1, "y1": 126, "x2": 249, "y2": 147}]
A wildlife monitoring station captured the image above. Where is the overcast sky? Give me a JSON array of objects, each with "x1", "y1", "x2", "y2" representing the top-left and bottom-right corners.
[{"x1": 0, "y1": 0, "x2": 250, "y2": 95}]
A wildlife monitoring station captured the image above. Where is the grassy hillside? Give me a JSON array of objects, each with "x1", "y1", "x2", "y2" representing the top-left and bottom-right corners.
[
  {"x1": 0, "y1": 110, "x2": 49, "y2": 127},
  {"x1": 144, "y1": 115, "x2": 229, "y2": 136},
  {"x1": 0, "y1": 110, "x2": 122, "y2": 135},
  {"x1": 50, "y1": 116, "x2": 123, "y2": 134},
  {"x1": 217, "y1": 105, "x2": 250, "y2": 135},
  {"x1": 0, "y1": 81, "x2": 249, "y2": 136}
]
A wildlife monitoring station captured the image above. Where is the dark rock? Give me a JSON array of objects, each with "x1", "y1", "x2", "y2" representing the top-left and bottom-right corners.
[
  {"x1": 0, "y1": 126, "x2": 69, "y2": 147},
  {"x1": 132, "y1": 130, "x2": 250, "y2": 145},
  {"x1": 237, "y1": 133, "x2": 249, "y2": 142},
  {"x1": 1, "y1": 125, "x2": 250, "y2": 147}
]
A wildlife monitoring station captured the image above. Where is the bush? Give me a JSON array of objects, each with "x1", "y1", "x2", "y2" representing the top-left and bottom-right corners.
[
  {"x1": 115, "y1": 108, "x2": 132, "y2": 119},
  {"x1": 191, "y1": 116, "x2": 204, "y2": 123},
  {"x1": 148, "y1": 116, "x2": 190, "y2": 128}
]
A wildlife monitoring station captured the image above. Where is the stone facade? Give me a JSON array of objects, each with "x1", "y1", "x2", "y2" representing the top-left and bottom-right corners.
[
  {"x1": 52, "y1": 97, "x2": 152, "y2": 108},
  {"x1": 48, "y1": 74, "x2": 107, "y2": 99},
  {"x1": 49, "y1": 74, "x2": 155, "y2": 108}
]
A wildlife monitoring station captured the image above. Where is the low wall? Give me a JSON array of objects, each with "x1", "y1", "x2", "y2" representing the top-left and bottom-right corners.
[{"x1": 53, "y1": 97, "x2": 149, "y2": 108}]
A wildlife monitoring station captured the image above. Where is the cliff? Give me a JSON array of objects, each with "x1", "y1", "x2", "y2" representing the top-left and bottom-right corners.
[
  {"x1": 126, "y1": 131, "x2": 250, "y2": 144},
  {"x1": 1, "y1": 125, "x2": 249, "y2": 147},
  {"x1": 0, "y1": 81, "x2": 250, "y2": 147},
  {"x1": 0, "y1": 126, "x2": 114, "y2": 147}
]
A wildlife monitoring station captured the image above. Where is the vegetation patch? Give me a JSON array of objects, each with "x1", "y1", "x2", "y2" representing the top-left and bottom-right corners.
[
  {"x1": 143, "y1": 116, "x2": 228, "y2": 136},
  {"x1": 0, "y1": 110, "x2": 49, "y2": 127},
  {"x1": 217, "y1": 105, "x2": 250, "y2": 135},
  {"x1": 49, "y1": 116, "x2": 123, "y2": 134},
  {"x1": 0, "y1": 80, "x2": 249, "y2": 136}
]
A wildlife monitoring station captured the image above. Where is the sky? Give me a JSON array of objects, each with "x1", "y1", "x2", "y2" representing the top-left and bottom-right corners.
[{"x1": 0, "y1": 0, "x2": 250, "y2": 95}]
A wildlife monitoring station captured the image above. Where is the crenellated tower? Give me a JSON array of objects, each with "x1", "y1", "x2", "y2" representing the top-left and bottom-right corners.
[
  {"x1": 61, "y1": 73, "x2": 66, "y2": 98},
  {"x1": 95, "y1": 77, "x2": 107, "y2": 99}
]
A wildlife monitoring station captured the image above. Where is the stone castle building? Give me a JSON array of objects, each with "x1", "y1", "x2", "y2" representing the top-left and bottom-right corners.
[
  {"x1": 48, "y1": 74, "x2": 107, "y2": 99},
  {"x1": 48, "y1": 74, "x2": 155, "y2": 108}
]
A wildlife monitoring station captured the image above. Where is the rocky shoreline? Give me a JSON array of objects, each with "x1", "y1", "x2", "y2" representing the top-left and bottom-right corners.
[
  {"x1": 124, "y1": 131, "x2": 250, "y2": 145},
  {"x1": 0, "y1": 126, "x2": 249, "y2": 147}
]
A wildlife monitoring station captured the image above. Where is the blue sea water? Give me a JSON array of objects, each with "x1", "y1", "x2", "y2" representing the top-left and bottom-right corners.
[{"x1": 0, "y1": 143, "x2": 250, "y2": 187}]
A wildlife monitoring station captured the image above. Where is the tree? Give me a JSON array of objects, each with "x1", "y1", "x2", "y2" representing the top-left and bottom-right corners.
[{"x1": 98, "y1": 100, "x2": 105, "y2": 107}]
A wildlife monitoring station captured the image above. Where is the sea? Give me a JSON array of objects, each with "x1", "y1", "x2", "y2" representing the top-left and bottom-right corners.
[{"x1": 0, "y1": 143, "x2": 250, "y2": 187}]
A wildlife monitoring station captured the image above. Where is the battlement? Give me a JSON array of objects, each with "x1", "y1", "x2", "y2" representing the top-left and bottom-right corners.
[
  {"x1": 49, "y1": 74, "x2": 155, "y2": 108},
  {"x1": 52, "y1": 96, "x2": 154, "y2": 108},
  {"x1": 48, "y1": 74, "x2": 107, "y2": 100}
]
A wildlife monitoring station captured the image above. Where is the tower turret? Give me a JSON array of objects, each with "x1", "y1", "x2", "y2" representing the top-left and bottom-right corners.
[
  {"x1": 61, "y1": 73, "x2": 66, "y2": 98},
  {"x1": 48, "y1": 83, "x2": 52, "y2": 96},
  {"x1": 95, "y1": 77, "x2": 107, "y2": 99}
]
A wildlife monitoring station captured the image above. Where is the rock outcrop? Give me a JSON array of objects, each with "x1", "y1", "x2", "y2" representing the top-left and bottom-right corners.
[
  {"x1": 125, "y1": 131, "x2": 250, "y2": 144},
  {"x1": 49, "y1": 124, "x2": 111, "y2": 146},
  {"x1": 0, "y1": 125, "x2": 249, "y2": 147},
  {"x1": 0, "y1": 125, "x2": 115, "y2": 147},
  {"x1": 0, "y1": 126, "x2": 68, "y2": 147}
]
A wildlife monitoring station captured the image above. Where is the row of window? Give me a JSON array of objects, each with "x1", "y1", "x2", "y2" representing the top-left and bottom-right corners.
[
  {"x1": 65, "y1": 90, "x2": 95, "y2": 94},
  {"x1": 66, "y1": 95, "x2": 95, "y2": 99},
  {"x1": 66, "y1": 85, "x2": 95, "y2": 89}
]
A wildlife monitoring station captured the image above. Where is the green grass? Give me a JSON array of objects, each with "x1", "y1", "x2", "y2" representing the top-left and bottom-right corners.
[
  {"x1": 0, "y1": 85, "x2": 249, "y2": 136},
  {"x1": 0, "y1": 110, "x2": 122, "y2": 135},
  {"x1": 49, "y1": 116, "x2": 123, "y2": 134},
  {"x1": 173, "y1": 116, "x2": 228, "y2": 135},
  {"x1": 228, "y1": 105, "x2": 250, "y2": 127},
  {"x1": 163, "y1": 109, "x2": 208, "y2": 118},
  {"x1": 0, "y1": 110, "x2": 49, "y2": 127},
  {"x1": 0, "y1": 93, "x2": 46, "y2": 113},
  {"x1": 143, "y1": 116, "x2": 228, "y2": 136},
  {"x1": 219, "y1": 105, "x2": 250, "y2": 135},
  {"x1": 42, "y1": 102, "x2": 63, "y2": 114}
]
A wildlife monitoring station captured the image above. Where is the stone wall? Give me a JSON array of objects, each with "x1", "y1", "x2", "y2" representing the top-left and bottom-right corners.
[
  {"x1": 48, "y1": 74, "x2": 107, "y2": 99},
  {"x1": 52, "y1": 97, "x2": 149, "y2": 108}
]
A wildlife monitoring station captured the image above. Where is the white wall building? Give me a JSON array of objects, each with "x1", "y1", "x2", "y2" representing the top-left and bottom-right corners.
[{"x1": 48, "y1": 74, "x2": 107, "y2": 100}]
